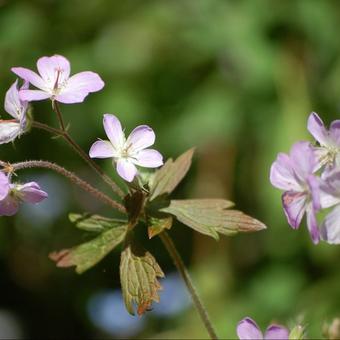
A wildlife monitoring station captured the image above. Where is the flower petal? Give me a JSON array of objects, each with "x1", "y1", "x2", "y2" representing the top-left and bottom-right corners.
[
  {"x1": 320, "y1": 205, "x2": 340, "y2": 244},
  {"x1": 0, "y1": 121, "x2": 21, "y2": 145},
  {"x1": 116, "y1": 159, "x2": 137, "y2": 182},
  {"x1": 289, "y1": 141, "x2": 316, "y2": 180},
  {"x1": 19, "y1": 90, "x2": 51, "y2": 102},
  {"x1": 237, "y1": 318, "x2": 263, "y2": 340},
  {"x1": 127, "y1": 125, "x2": 155, "y2": 152},
  {"x1": 0, "y1": 195, "x2": 19, "y2": 216},
  {"x1": 18, "y1": 182, "x2": 48, "y2": 203},
  {"x1": 319, "y1": 169, "x2": 340, "y2": 208},
  {"x1": 89, "y1": 140, "x2": 116, "y2": 159},
  {"x1": 133, "y1": 149, "x2": 163, "y2": 168},
  {"x1": 329, "y1": 119, "x2": 340, "y2": 146},
  {"x1": 103, "y1": 114, "x2": 125, "y2": 149},
  {"x1": 282, "y1": 191, "x2": 307, "y2": 229},
  {"x1": 264, "y1": 325, "x2": 289, "y2": 340},
  {"x1": 307, "y1": 112, "x2": 329, "y2": 146},
  {"x1": 37, "y1": 55, "x2": 70, "y2": 85},
  {"x1": 56, "y1": 71, "x2": 104, "y2": 104},
  {"x1": 270, "y1": 153, "x2": 300, "y2": 191},
  {"x1": 5, "y1": 80, "x2": 21, "y2": 119},
  {"x1": 0, "y1": 172, "x2": 10, "y2": 201},
  {"x1": 306, "y1": 205, "x2": 320, "y2": 244},
  {"x1": 11, "y1": 67, "x2": 46, "y2": 90},
  {"x1": 306, "y1": 175, "x2": 321, "y2": 211}
]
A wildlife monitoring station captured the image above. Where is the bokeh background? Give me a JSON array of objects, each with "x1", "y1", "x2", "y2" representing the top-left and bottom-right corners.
[{"x1": 1, "y1": 0, "x2": 340, "y2": 338}]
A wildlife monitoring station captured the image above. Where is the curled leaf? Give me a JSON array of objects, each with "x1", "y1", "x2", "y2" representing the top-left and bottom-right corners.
[
  {"x1": 147, "y1": 215, "x2": 173, "y2": 239},
  {"x1": 161, "y1": 199, "x2": 266, "y2": 239},
  {"x1": 149, "y1": 148, "x2": 194, "y2": 201},
  {"x1": 120, "y1": 241, "x2": 164, "y2": 315},
  {"x1": 49, "y1": 225, "x2": 128, "y2": 274},
  {"x1": 69, "y1": 212, "x2": 127, "y2": 232}
]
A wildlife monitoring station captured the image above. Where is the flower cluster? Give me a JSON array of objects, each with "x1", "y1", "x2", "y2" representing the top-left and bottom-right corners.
[{"x1": 270, "y1": 112, "x2": 340, "y2": 244}]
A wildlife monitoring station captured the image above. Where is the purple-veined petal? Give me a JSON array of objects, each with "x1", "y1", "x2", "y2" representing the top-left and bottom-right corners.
[
  {"x1": 264, "y1": 325, "x2": 289, "y2": 340},
  {"x1": 5, "y1": 80, "x2": 21, "y2": 119},
  {"x1": 237, "y1": 318, "x2": 263, "y2": 340},
  {"x1": 116, "y1": 159, "x2": 137, "y2": 182},
  {"x1": 11, "y1": 67, "x2": 46, "y2": 90},
  {"x1": 307, "y1": 112, "x2": 329, "y2": 146},
  {"x1": 56, "y1": 71, "x2": 104, "y2": 104},
  {"x1": 37, "y1": 55, "x2": 70, "y2": 85},
  {"x1": 289, "y1": 141, "x2": 316, "y2": 180},
  {"x1": 0, "y1": 195, "x2": 19, "y2": 216},
  {"x1": 313, "y1": 146, "x2": 330, "y2": 171},
  {"x1": 18, "y1": 182, "x2": 48, "y2": 204},
  {"x1": 282, "y1": 191, "x2": 307, "y2": 229},
  {"x1": 320, "y1": 205, "x2": 340, "y2": 244},
  {"x1": 329, "y1": 120, "x2": 340, "y2": 145},
  {"x1": 270, "y1": 153, "x2": 300, "y2": 191},
  {"x1": 19, "y1": 90, "x2": 51, "y2": 102},
  {"x1": 127, "y1": 125, "x2": 156, "y2": 152},
  {"x1": 306, "y1": 175, "x2": 321, "y2": 211},
  {"x1": 319, "y1": 169, "x2": 340, "y2": 206},
  {"x1": 0, "y1": 121, "x2": 21, "y2": 145},
  {"x1": 89, "y1": 140, "x2": 116, "y2": 159},
  {"x1": 103, "y1": 114, "x2": 125, "y2": 149},
  {"x1": 306, "y1": 205, "x2": 320, "y2": 244},
  {"x1": 0, "y1": 172, "x2": 10, "y2": 201},
  {"x1": 133, "y1": 149, "x2": 163, "y2": 168}
]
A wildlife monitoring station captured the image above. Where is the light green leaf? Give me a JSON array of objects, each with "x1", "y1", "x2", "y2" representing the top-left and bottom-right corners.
[
  {"x1": 149, "y1": 148, "x2": 194, "y2": 201},
  {"x1": 120, "y1": 242, "x2": 164, "y2": 315},
  {"x1": 69, "y1": 213, "x2": 127, "y2": 232},
  {"x1": 161, "y1": 199, "x2": 266, "y2": 239},
  {"x1": 147, "y1": 215, "x2": 173, "y2": 239},
  {"x1": 49, "y1": 225, "x2": 128, "y2": 274}
]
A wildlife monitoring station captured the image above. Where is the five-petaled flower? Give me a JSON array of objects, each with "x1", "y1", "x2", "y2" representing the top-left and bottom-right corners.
[
  {"x1": 0, "y1": 80, "x2": 28, "y2": 144},
  {"x1": 270, "y1": 141, "x2": 321, "y2": 244},
  {"x1": 307, "y1": 112, "x2": 340, "y2": 172},
  {"x1": 11, "y1": 55, "x2": 104, "y2": 104},
  {"x1": 89, "y1": 114, "x2": 163, "y2": 182},
  {"x1": 237, "y1": 317, "x2": 289, "y2": 340},
  {"x1": 0, "y1": 171, "x2": 48, "y2": 216}
]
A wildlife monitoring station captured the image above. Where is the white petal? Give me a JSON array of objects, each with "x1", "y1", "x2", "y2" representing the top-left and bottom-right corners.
[
  {"x1": 127, "y1": 125, "x2": 155, "y2": 152},
  {"x1": 133, "y1": 149, "x2": 163, "y2": 168},
  {"x1": 103, "y1": 114, "x2": 125, "y2": 149},
  {"x1": 89, "y1": 140, "x2": 116, "y2": 159},
  {"x1": 0, "y1": 121, "x2": 21, "y2": 144},
  {"x1": 116, "y1": 159, "x2": 137, "y2": 182}
]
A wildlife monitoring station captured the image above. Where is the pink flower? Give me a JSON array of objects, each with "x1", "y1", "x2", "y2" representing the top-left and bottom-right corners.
[
  {"x1": 0, "y1": 80, "x2": 28, "y2": 144},
  {"x1": 11, "y1": 55, "x2": 104, "y2": 104},
  {"x1": 0, "y1": 171, "x2": 48, "y2": 216},
  {"x1": 89, "y1": 114, "x2": 163, "y2": 182},
  {"x1": 237, "y1": 317, "x2": 289, "y2": 340}
]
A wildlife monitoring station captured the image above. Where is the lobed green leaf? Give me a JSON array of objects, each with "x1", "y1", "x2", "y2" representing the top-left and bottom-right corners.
[{"x1": 147, "y1": 215, "x2": 173, "y2": 239}]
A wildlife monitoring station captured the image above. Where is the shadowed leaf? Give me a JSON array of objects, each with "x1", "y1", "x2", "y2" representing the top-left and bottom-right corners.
[
  {"x1": 147, "y1": 215, "x2": 173, "y2": 239},
  {"x1": 49, "y1": 225, "x2": 128, "y2": 274},
  {"x1": 161, "y1": 199, "x2": 266, "y2": 239},
  {"x1": 120, "y1": 241, "x2": 164, "y2": 315},
  {"x1": 69, "y1": 213, "x2": 127, "y2": 232},
  {"x1": 149, "y1": 148, "x2": 194, "y2": 201},
  {"x1": 124, "y1": 191, "x2": 146, "y2": 227}
]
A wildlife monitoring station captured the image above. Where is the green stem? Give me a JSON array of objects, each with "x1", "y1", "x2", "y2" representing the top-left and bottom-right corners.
[
  {"x1": 10, "y1": 160, "x2": 126, "y2": 214},
  {"x1": 32, "y1": 120, "x2": 125, "y2": 199},
  {"x1": 159, "y1": 231, "x2": 219, "y2": 340}
]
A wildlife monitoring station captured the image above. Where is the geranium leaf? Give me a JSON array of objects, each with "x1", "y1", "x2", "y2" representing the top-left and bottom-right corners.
[
  {"x1": 161, "y1": 199, "x2": 266, "y2": 239},
  {"x1": 149, "y1": 148, "x2": 194, "y2": 201},
  {"x1": 69, "y1": 213, "x2": 127, "y2": 232},
  {"x1": 49, "y1": 225, "x2": 128, "y2": 274},
  {"x1": 120, "y1": 240, "x2": 164, "y2": 315},
  {"x1": 147, "y1": 215, "x2": 173, "y2": 239}
]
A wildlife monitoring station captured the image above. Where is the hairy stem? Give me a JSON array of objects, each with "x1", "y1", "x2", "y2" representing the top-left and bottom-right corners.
[
  {"x1": 10, "y1": 160, "x2": 126, "y2": 214},
  {"x1": 52, "y1": 101, "x2": 66, "y2": 131},
  {"x1": 159, "y1": 231, "x2": 218, "y2": 340},
  {"x1": 32, "y1": 120, "x2": 125, "y2": 199}
]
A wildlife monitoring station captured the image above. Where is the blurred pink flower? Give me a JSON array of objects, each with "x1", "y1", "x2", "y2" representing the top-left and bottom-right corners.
[{"x1": 12, "y1": 55, "x2": 104, "y2": 104}]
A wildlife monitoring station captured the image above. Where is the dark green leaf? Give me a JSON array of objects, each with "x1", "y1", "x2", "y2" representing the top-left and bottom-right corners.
[
  {"x1": 69, "y1": 213, "x2": 127, "y2": 232},
  {"x1": 49, "y1": 225, "x2": 128, "y2": 274},
  {"x1": 147, "y1": 215, "x2": 173, "y2": 239},
  {"x1": 149, "y1": 148, "x2": 194, "y2": 201},
  {"x1": 161, "y1": 199, "x2": 266, "y2": 239},
  {"x1": 120, "y1": 241, "x2": 164, "y2": 315}
]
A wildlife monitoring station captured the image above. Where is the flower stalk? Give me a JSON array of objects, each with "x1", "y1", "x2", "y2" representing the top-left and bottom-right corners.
[{"x1": 159, "y1": 231, "x2": 219, "y2": 340}]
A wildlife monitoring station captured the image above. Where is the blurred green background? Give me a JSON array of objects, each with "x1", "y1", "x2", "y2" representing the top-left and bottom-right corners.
[{"x1": 1, "y1": 0, "x2": 340, "y2": 338}]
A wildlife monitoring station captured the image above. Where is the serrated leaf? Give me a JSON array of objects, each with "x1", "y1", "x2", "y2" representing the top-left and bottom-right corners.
[
  {"x1": 69, "y1": 213, "x2": 127, "y2": 232},
  {"x1": 49, "y1": 225, "x2": 128, "y2": 274},
  {"x1": 149, "y1": 148, "x2": 194, "y2": 201},
  {"x1": 120, "y1": 241, "x2": 164, "y2": 315},
  {"x1": 161, "y1": 199, "x2": 266, "y2": 239},
  {"x1": 147, "y1": 216, "x2": 173, "y2": 239}
]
